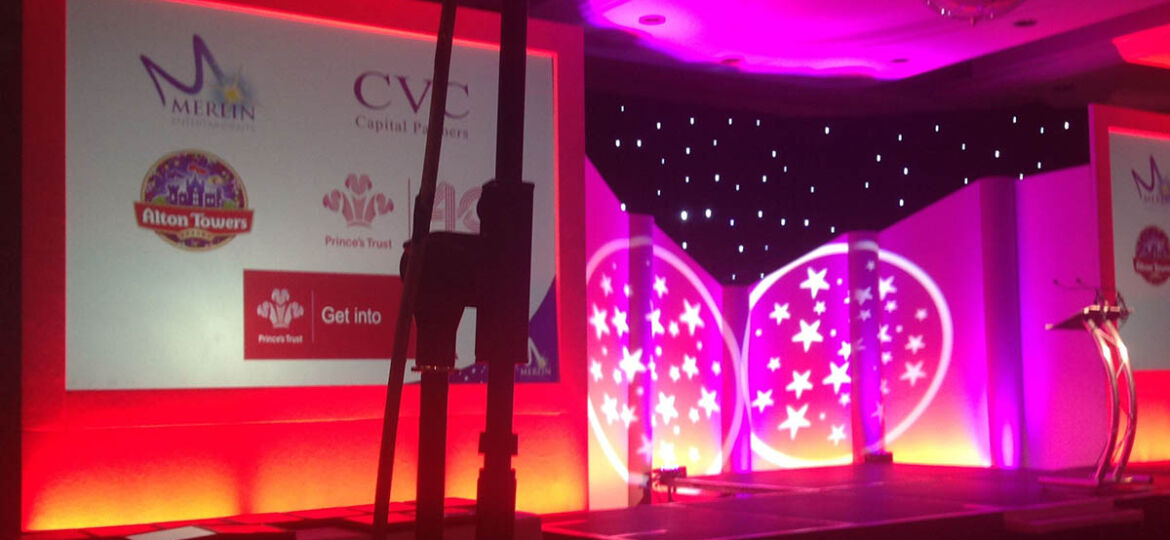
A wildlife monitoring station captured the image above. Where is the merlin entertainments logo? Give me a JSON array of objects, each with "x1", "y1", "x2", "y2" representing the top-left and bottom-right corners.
[
  {"x1": 352, "y1": 70, "x2": 470, "y2": 139},
  {"x1": 134, "y1": 150, "x2": 254, "y2": 251},
  {"x1": 1132, "y1": 155, "x2": 1170, "y2": 206},
  {"x1": 141, "y1": 34, "x2": 257, "y2": 131},
  {"x1": 1134, "y1": 226, "x2": 1170, "y2": 285},
  {"x1": 323, "y1": 173, "x2": 395, "y2": 251}
]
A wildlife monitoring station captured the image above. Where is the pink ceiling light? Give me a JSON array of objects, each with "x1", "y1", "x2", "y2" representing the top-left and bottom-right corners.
[{"x1": 925, "y1": 0, "x2": 1026, "y2": 23}]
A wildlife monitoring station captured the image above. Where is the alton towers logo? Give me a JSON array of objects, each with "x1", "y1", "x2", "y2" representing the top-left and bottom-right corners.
[
  {"x1": 141, "y1": 34, "x2": 257, "y2": 127},
  {"x1": 133, "y1": 149, "x2": 255, "y2": 251}
]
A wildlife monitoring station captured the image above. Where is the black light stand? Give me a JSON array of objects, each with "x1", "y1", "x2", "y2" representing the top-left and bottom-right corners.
[
  {"x1": 474, "y1": 0, "x2": 530, "y2": 538},
  {"x1": 371, "y1": 0, "x2": 533, "y2": 538},
  {"x1": 371, "y1": 0, "x2": 459, "y2": 538}
]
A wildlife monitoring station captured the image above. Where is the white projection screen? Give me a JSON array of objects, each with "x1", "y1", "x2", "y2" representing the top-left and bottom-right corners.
[
  {"x1": 1109, "y1": 130, "x2": 1170, "y2": 370},
  {"x1": 65, "y1": 0, "x2": 557, "y2": 389}
]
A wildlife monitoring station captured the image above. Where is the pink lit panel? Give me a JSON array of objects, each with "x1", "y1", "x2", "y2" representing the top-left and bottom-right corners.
[{"x1": 878, "y1": 185, "x2": 991, "y2": 466}]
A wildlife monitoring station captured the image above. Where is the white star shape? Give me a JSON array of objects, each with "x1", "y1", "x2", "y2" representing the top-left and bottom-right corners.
[
  {"x1": 621, "y1": 404, "x2": 637, "y2": 428},
  {"x1": 600, "y1": 274, "x2": 613, "y2": 296},
  {"x1": 679, "y1": 299, "x2": 705, "y2": 335},
  {"x1": 813, "y1": 301, "x2": 826, "y2": 315},
  {"x1": 799, "y1": 267, "x2": 831, "y2": 299},
  {"x1": 648, "y1": 359, "x2": 658, "y2": 381},
  {"x1": 778, "y1": 403, "x2": 812, "y2": 440},
  {"x1": 611, "y1": 307, "x2": 629, "y2": 337},
  {"x1": 623, "y1": 284, "x2": 631, "y2": 297},
  {"x1": 636, "y1": 434, "x2": 653, "y2": 462},
  {"x1": 791, "y1": 319, "x2": 824, "y2": 352},
  {"x1": 878, "y1": 325, "x2": 892, "y2": 343},
  {"x1": 682, "y1": 355, "x2": 699, "y2": 379},
  {"x1": 822, "y1": 361, "x2": 852, "y2": 394},
  {"x1": 688, "y1": 407, "x2": 700, "y2": 423},
  {"x1": 618, "y1": 347, "x2": 645, "y2": 381},
  {"x1": 646, "y1": 308, "x2": 665, "y2": 337},
  {"x1": 767, "y1": 357, "x2": 781, "y2": 372},
  {"x1": 859, "y1": 309, "x2": 872, "y2": 321},
  {"x1": 901, "y1": 360, "x2": 927, "y2": 386},
  {"x1": 881, "y1": 378, "x2": 890, "y2": 395},
  {"x1": 653, "y1": 275, "x2": 668, "y2": 298},
  {"x1": 878, "y1": 275, "x2": 897, "y2": 300},
  {"x1": 881, "y1": 351, "x2": 893, "y2": 365},
  {"x1": 612, "y1": 369, "x2": 621, "y2": 384},
  {"x1": 837, "y1": 341, "x2": 852, "y2": 361},
  {"x1": 872, "y1": 403, "x2": 884, "y2": 421},
  {"x1": 828, "y1": 424, "x2": 846, "y2": 446},
  {"x1": 712, "y1": 362, "x2": 722, "y2": 375},
  {"x1": 698, "y1": 387, "x2": 720, "y2": 418},
  {"x1": 669, "y1": 365, "x2": 681, "y2": 382},
  {"x1": 656, "y1": 392, "x2": 679, "y2": 425},
  {"x1": 915, "y1": 308, "x2": 928, "y2": 321},
  {"x1": 839, "y1": 393, "x2": 851, "y2": 406},
  {"x1": 884, "y1": 300, "x2": 898, "y2": 313},
  {"x1": 866, "y1": 260, "x2": 876, "y2": 271},
  {"x1": 600, "y1": 394, "x2": 619, "y2": 424},
  {"x1": 785, "y1": 369, "x2": 813, "y2": 400},
  {"x1": 658, "y1": 440, "x2": 677, "y2": 468},
  {"x1": 590, "y1": 360, "x2": 602, "y2": 382},
  {"x1": 689, "y1": 447, "x2": 700, "y2": 463},
  {"x1": 589, "y1": 305, "x2": 610, "y2": 339},
  {"x1": 769, "y1": 302, "x2": 791, "y2": 325},
  {"x1": 905, "y1": 335, "x2": 925, "y2": 355},
  {"x1": 854, "y1": 287, "x2": 874, "y2": 306},
  {"x1": 752, "y1": 390, "x2": 775, "y2": 413},
  {"x1": 668, "y1": 321, "x2": 680, "y2": 337}
]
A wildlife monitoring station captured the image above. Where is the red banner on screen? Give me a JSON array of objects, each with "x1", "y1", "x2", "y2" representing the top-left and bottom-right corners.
[
  {"x1": 243, "y1": 269, "x2": 410, "y2": 359},
  {"x1": 135, "y1": 201, "x2": 254, "y2": 235}
]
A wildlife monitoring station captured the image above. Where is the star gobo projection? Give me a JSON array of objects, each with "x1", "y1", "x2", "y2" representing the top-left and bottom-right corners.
[
  {"x1": 744, "y1": 243, "x2": 953, "y2": 468},
  {"x1": 585, "y1": 233, "x2": 954, "y2": 485},
  {"x1": 586, "y1": 237, "x2": 743, "y2": 482}
]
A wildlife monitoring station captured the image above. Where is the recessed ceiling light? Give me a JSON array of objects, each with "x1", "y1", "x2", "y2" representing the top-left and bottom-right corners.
[
  {"x1": 1013, "y1": 18, "x2": 1037, "y2": 28},
  {"x1": 638, "y1": 14, "x2": 666, "y2": 25}
]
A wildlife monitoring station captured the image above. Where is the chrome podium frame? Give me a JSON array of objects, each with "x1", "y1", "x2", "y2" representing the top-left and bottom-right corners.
[{"x1": 1040, "y1": 304, "x2": 1150, "y2": 488}]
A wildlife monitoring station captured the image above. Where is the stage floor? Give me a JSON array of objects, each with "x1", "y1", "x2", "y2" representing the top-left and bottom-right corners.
[
  {"x1": 20, "y1": 463, "x2": 1170, "y2": 539},
  {"x1": 544, "y1": 463, "x2": 1170, "y2": 540}
]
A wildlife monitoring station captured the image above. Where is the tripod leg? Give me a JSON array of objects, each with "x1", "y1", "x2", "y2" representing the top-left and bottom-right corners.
[
  {"x1": 371, "y1": 0, "x2": 459, "y2": 537},
  {"x1": 417, "y1": 369, "x2": 451, "y2": 540}
]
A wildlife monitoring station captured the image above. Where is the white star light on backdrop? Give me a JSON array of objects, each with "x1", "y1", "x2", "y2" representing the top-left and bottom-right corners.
[
  {"x1": 778, "y1": 404, "x2": 812, "y2": 440},
  {"x1": 611, "y1": 307, "x2": 629, "y2": 337},
  {"x1": 799, "y1": 267, "x2": 831, "y2": 299},
  {"x1": 791, "y1": 319, "x2": 824, "y2": 352},
  {"x1": 752, "y1": 390, "x2": 775, "y2": 413},
  {"x1": 587, "y1": 242, "x2": 733, "y2": 480},
  {"x1": 769, "y1": 302, "x2": 791, "y2": 325},
  {"x1": 680, "y1": 299, "x2": 705, "y2": 335},
  {"x1": 785, "y1": 369, "x2": 813, "y2": 399},
  {"x1": 590, "y1": 305, "x2": 610, "y2": 339},
  {"x1": 743, "y1": 245, "x2": 952, "y2": 468}
]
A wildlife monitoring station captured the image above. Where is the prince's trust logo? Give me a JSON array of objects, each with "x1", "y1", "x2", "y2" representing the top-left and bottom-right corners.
[
  {"x1": 256, "y1": 288, "x2": 304, "y2": 330},
  {"x1": 323, "y1": 173, "x2": 395, "y2": 251}
]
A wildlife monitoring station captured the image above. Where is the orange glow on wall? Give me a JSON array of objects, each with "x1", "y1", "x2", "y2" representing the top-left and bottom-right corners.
[
  {"x1": 22, "y1": 0, "x2": 585, "y2": 531},
  {"x1": 1131, "y1": 371, "x2": 1170, "y2": 463}
]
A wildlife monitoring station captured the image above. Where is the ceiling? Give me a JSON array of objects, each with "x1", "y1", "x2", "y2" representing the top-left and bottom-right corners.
[{"x1": 504, "y1": 0, "x2": 1170, "y2": 116}]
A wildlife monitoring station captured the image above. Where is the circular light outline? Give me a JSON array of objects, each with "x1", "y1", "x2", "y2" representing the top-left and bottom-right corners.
[
  {"x1": 585, "y1": 236, "x2": 745, "y2": 482},
  {"x1": 742, "y1": 242, "x2": 953, "y2": 467}
]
